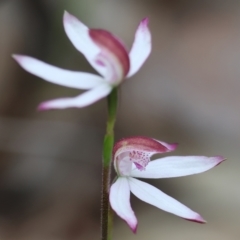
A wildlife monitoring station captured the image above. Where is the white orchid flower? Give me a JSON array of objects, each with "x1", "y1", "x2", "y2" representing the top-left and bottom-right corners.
[
  {"x1": 110, "y1": 136, "x2": 224, "y2": 232},
  {"x1": 13, "y1": 11, "x2": 151, "y2": 110}
]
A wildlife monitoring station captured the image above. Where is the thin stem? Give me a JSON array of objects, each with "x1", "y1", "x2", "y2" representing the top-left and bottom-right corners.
[{"x1": 101, "y1": 88, "x2": 118, "y2": 240}]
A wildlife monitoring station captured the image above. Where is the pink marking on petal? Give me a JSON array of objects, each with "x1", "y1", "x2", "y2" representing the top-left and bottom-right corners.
[
  {"x1": 133, "y1": 162, "x2": 145, "y2": 171},
  {"x1": 130, "y1": 150, "x2": 151, "y2": 170},
  {"x1": 89, "y1": 29, "x2": 130, "y2": 76},
  {"x1": 95, "y1": 59, "x2": 106, "y2": 66}
]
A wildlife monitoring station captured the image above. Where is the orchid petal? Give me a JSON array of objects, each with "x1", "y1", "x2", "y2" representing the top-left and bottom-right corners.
[
  {"x1": 38, "y1": 83, "x2": 112, "y2": 110},
  {"x1": 63, "y1": 11, "x2": 129, "y2": 82},
  {"x1": 127, "y1": 18, "x2": 151, "y2": 78},
  {"x1": 109, "y1": 177, "x2": 138, "y2": 233},
  {"x1": 131, "y1": 156, "x2": 225, "y2": 179},
  {"x1": 129, "y1": 177, "x2": 205, "y2": 223},
  {"x1": 63, "y1": 12, "x2": 103, "y2": 74},
  {"x1": 13, "y1": 55, "x2": 104, "y2": 89}
]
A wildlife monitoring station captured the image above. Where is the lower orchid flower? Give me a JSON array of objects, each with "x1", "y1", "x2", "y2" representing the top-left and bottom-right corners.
[
  {"x1": 109, "y1": 136, "x2": 224, "y2": 233},
  {"x1": 12, "y1": 11, "x2": 151, "y2": 110}
]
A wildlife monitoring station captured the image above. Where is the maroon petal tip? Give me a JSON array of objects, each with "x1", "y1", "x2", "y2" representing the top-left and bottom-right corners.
[
  {"x1": 131, "y1": 224, "x2": 138, "y2": 234},
  {"x1": 184, "y1": 215, "x2": 206, "y2": 224},
  {"x1": 213, "y1": 156, "x2": 226, "y2": 166},
  {"x1": 168, "y1": 143, "x2": 178, "y2": 151},
  {"x1": 141, "y1": 17, "x2": 149, "y2": 26},
  {"x1": 37, "y1": 103, "x2": 48, "y2": 111}
]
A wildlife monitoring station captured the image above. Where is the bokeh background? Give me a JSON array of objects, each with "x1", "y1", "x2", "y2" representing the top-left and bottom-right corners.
[{"x1": 0, "y1": 0, "x2": 239, "y2": 239}]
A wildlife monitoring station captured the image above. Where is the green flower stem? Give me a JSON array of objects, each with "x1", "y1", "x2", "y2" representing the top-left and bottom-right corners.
[{"x1": 101, "y1": 88, "x2": 118, "y2": 240}]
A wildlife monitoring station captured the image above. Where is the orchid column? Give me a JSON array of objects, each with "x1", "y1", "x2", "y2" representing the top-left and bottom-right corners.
[{"x1": 13, "y1": 11, "x2": 151, "y2": 240}]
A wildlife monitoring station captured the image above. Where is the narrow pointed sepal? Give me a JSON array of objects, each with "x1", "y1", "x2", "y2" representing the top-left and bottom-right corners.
[
  {"x1": 131, "y1": 155, "x2": 225, "y2": 179},
  {"x1": 128, "y1": 177, "x2": 206, "y2": 223},
  {"x1": 38, "y1": 83, "x2": 112, "y2": 110},
  {"x1": 127, "y1": 18, "x2": 151, "y2": 78},
  {"x1": 109, "y1": 177, "x2": 138, "y2": 232},
  {"x1": 12, "y1": 55, "x2": 104, "y2": 89},
  {"x1": 63, "y1": 11, "x2": 104, "y2": 76}
]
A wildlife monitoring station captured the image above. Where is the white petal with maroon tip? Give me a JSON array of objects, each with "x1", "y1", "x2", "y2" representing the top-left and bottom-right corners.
[
  {"x1": 63, "y1": 11, "x2": 99, "y2": 56},
  {"x1": 13, "y1": 55, "x2": 104, "y2": 89},
  {"x1": 127, "y1": 18, "x2": 151, "y2": 78},
  {"x1": 38, "y1": 83, "x2": 112, "y2": 110},
  {"x1": 63, "y1": 11, "x2": 111, "y2": 79},
  {"x1": 131, "y1": 156, "x2": 225, "y2": 179},
  {"x1": 109, "y1": 177, "x2": 138, "y2": 233},
  {"x1": 129, "y1": 177, "x2": 205, "y2": 223}
]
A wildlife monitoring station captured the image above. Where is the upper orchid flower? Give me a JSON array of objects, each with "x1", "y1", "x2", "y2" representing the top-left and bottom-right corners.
[
  {"x1": 109, "y1": 136, "x2": 224, "y2": 233},
  {"x1": 12, "y1": 11, "x2": 151, "y2": 110}
]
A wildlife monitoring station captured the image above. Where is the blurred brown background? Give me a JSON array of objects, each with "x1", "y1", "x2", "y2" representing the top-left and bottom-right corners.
[{"x1": 0, "y1": 0, "x2": 239, "y2": 239}]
